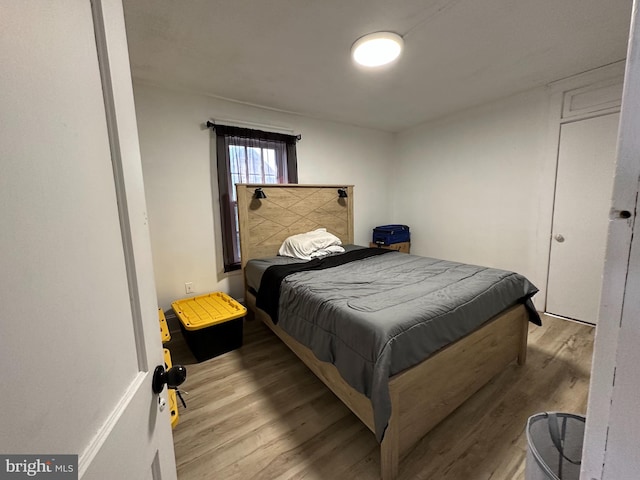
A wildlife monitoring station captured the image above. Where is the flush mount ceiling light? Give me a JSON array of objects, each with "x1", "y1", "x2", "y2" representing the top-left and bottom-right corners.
[{"x1": 351, "y1": 31, "x2": 404, "y2": 67}]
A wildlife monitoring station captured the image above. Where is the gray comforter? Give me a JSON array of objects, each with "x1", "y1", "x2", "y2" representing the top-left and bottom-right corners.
[{"x1": 254, "y1": 251, "x2": 539, "y2": 442}]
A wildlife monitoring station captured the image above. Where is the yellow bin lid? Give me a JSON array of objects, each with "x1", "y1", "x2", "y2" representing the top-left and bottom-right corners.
[{"x1": 172, "y1": 292, "x2": 247, "y2": 331}]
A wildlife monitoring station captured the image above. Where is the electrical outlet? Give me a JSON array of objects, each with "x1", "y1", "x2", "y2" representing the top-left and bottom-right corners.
[{"x1": 185, "y1": 282, "x2": 194, "y2": 294}]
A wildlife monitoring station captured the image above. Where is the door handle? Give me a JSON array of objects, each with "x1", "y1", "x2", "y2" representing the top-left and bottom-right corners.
[
  {"x1": 555, "y1": 234, "x2": 565, "y2": 243},
  {"x1": 152, "y1": 364, "x2": 187, "y2": 394}
]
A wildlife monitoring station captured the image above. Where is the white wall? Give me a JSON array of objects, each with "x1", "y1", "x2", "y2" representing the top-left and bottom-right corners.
[
  {"x1": 133, "y1": 83, "x2": 394, "y2": 310},
  {"x1": 393, "y1": 88, "x2": 552, "y2": 306}
]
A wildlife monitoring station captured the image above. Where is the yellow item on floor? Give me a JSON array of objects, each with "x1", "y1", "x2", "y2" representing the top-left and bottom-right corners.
[
  {"x1": 172, "y1": 291, "x2": 246, "y2": 362},
  {"x1": 172, "y1": 292, "x2": 247, "y2": 331},
  {"x1": 158, "y1": 308, "x2": 171, "y2": 343},
  {"x1": 163, "y1": 348, "x2": 179, "y2": 429}
]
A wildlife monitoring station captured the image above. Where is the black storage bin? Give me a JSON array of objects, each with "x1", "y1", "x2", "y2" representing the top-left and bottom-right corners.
[
  {"x1": 171, "y1": 292, "x2": 247, "y2": 362},
  {"x1": 179, "y1": 317, "x2": 243, "y2": 362},
  {"x1": 373, "y1": 224, "x2": 410, "y2": 245}
]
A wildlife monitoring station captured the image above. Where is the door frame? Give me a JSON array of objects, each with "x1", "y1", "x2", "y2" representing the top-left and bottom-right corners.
[{"x1": 533, "y1": 61, "x2": 625, "y2": 314}]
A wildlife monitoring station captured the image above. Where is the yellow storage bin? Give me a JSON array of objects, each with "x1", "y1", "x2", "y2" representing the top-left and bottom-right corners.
[
  {"x1": 158, "y1": 308, "x2": 171, "y2": 343},
  {"x1": 163, "y1": 348, "x2": 179, "y2": 428},
  {"x1": 172, "y1": 292, "x2": 246, "y2": 362}
]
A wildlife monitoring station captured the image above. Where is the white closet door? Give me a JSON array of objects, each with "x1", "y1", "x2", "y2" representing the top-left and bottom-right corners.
[{"x1": 546, "y1": 112, "x2": 620, "y2": 324}]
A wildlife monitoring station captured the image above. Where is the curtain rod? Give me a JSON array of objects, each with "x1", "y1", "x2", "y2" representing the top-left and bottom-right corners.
[{"x1": 205, "y1": 119, "x2": 301, "y2": 140}]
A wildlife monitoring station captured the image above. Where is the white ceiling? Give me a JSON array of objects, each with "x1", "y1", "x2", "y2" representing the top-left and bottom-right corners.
[{"x1": 123, "y1": 0, "x2": 632, "y2": 132}]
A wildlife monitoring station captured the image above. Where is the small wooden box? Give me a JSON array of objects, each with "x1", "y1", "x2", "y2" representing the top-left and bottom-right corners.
[{"x1": 369, "y1": 241, "x2": 410, "y2": 254}]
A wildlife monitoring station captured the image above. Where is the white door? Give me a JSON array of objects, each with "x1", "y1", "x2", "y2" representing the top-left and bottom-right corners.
[
  {"x1": 546, "y1": 112, "x2": 620, "y2": 324},
  {"x1": 581, "y1": 4, "x2": 640, "y2": 477},
  {"x1": 0, "y1": 1, "x2": 177, "y2": 479}
]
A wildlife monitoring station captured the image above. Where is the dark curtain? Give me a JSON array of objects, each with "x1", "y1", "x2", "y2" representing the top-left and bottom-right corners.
[{"x1": 214, "y1": 124, "x2": 299, "y2": 271}]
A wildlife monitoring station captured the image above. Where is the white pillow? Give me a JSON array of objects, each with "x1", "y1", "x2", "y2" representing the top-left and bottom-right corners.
[
  {"x1": 310, "y1": 244, "x2": 345, "y2": 258},
  {"x1": 278, "y1": 228, "x2": 343, "y2": 260}
]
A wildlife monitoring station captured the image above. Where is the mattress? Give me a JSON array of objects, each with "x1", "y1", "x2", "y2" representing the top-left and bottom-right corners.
[
  {"x1": 245, "y1": 243, "x2": 364, "y2": 293},
  {"x1": 247, "y1": 248, "x2": 540, "y2": 441}
]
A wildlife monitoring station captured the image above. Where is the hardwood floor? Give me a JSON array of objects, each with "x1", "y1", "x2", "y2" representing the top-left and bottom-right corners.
[{"x1": 168, "y1": 314, "x2": 594, "y2": 480}]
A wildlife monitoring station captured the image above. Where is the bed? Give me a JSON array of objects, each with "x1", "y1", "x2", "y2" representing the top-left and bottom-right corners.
[{"x1": 236, "y1": 184, "x2": 539, "y2": 480}]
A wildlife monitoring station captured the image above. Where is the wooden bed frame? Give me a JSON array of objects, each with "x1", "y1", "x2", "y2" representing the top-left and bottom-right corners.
[{"x1": 236, "y1": 184, "x2": 529, "y2": 480}]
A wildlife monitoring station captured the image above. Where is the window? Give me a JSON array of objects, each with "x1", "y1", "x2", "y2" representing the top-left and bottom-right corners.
[{"x1": 214, "y1": 125, "x2": 298, "y2": 271}]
